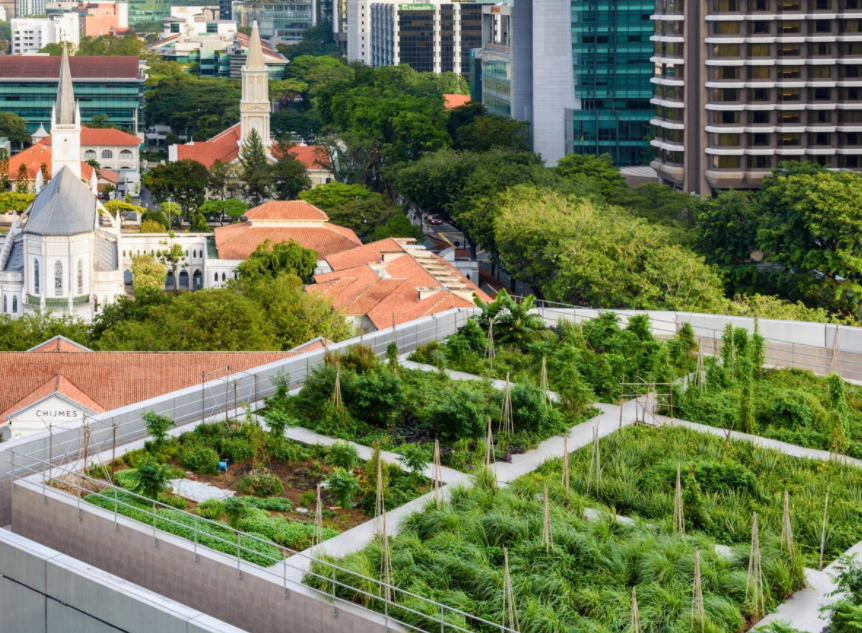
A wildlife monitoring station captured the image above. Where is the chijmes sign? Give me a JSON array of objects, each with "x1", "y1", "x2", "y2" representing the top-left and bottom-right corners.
[
  {"x1": 35, "y1": 408, "x2": 80, "y2": 419},
  {"x1": 398, "y1": 3, "x2": 434, "y2": 9}
]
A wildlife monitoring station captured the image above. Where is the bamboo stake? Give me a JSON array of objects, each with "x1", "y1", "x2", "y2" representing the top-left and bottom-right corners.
[
  {"x1": 380, "y1": 507, "x2": 393, "y2": 603},
  {"x1": 746, "y1": 512, "x2": 765, "y2": 618},
  {"x1": 374, "y1": 458, "x2": 385, "y2": 534},
  {"x1": 333, "y1": 360, "x2": 343, "y2": 408},
  {"x1": 500, "y1": 373, "x2": 514, "y2": 437},
  {"x1": 312, "y1": 483, "x2": 324, "y2": 553},
  {"x1": 691, "y1": 547, "x2": 704, "y2": 633},
  {"x1": 781, "y1": 490, "x2": 794, "y2": 557},
  {"x1": 501, "y1": 547, "x2": 519, "y2": 633},
  {"x1": 587, "y1": 425, "x2": 601, "y2": 495},
  {"x1": 830, "y1": 326, "x2": 840, "y2": 375},
  {"x1": 540, "y1": 357, "x2": 549, "y2": 408},
  {"x1": 696, "y1": 338, "x2": 705, "y2": 392},
  {"x1": 433, "y1": 439, "x2": 443, "y2": 510},
  {"x1": 542, "y1": 485, "x2": 553, "y2": 552},
  {"x1": 630, "y1": 586, "x2": 641, "y2": 633},
  {"x1": 673, "y1": 462, "x2": 685, "y2": 536},
  {"x1": 561, "y1": 434, "x2": 570, "y2": 499},
  {"x1": 485, "y1": 418, "x2": 495, "y2": 470},
  {"x1": 820, "y1": 487, "x2": 830, "y2": 571},
  {"x1": 486, "y1": 319, "x2": 496, "y2": 374}
]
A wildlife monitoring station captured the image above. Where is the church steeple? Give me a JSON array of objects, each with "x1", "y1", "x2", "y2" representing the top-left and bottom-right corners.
[
  {"x1": 239, "y1": 20, "x2": 271, "y2": 150},
  {"x1": 51, "y1": 46, "x2": 81, "y2": 178}
]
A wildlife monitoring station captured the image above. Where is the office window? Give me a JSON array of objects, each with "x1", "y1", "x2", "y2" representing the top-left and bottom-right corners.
[
  {"x1": 713, "y1": 133, "x2": 740, "y2": 145},
  {"x1": 713, "y1": 21, "x2": 741, "y2": 34},
  {"x1": 841, "y1": 42, "x2": 862, "y2": 55},
  {"x1": 810, "y1": 87, "x2": 831, "y2": 100},
  {"x1": 781, "y1": 88, "x2": 802, "y2": 101},
  {"x1": 715, "y1": 0, "x2": 740, "y2": 10},
  {"x1": 749, "y1": 132, "x2": 771, "y2": 146},
  {"x1": 780, "y1": 66, "x2": 802, "y2": 79},
  {"x1": 780, "y1": 110, "x2": 803, "y2": 124},
  {"x1": 749, "y1": 87, "x2": 770, "y2": 101},
  {"x1": 812, "y1": 20, "x2": 831, "y2": 33},
  {"x1": 712, "y1": 155, "x2": 741, "y2": 168},
  {"x1": 749, "y1": 43, "x2": 771, "y2": 56},
  {"x1": 780, "y1": 20, "x2": 801, "y2": 33},
  {"x1": 811, "y1": 65, "x2": 833, "y2": 79},
  {"x1": 750, "y1": 66, "x2": 771, "y2": 79},
  {"x1": 841, "y1": 110, "x2": 862, "y2": 123},
  {"x1": 778, "y1": 133, "x2": 802, "y2": 146},
  {"x1": 811, "y1": 43, "x2": 832, "y2": 56},
  {"x1": 810, "y1": 110, "x2": 831, "y2": 124},
  {"x1": 752, "y1": 110, "x2": 771, "y2": 124},
  {"x1": 713, "y1": 66, "x2": 741, "y2": 79},
  {"x1": 844, "y1": 19, "x2": 862, "y2": 32},
  {"x1": 666, "y1": 128, "x2": 684, "y2": 143},
  {"x1": 809, "y1": 132, "x2": 831, "y2": 145},
  {"x1": 780, "y1": 43, "x2": 801, "y2": 56},
  {"x1": 713, "y1": 88, "x2": 740, "y2": 101},
  {"x1": 749, "y1": 155, "x2": 773, "y2": 169},
  {"x1": 748, "y1": 21, "x2": 769, "y2": 34},
  {"x1": 712, "y1": 110, "x2": 741, "y2": 124},
  {"x1": 843, "y1": 132, "x2": 862, "y2": 145},
  {"x1": 752, "y1": 0, "x2": 769, "y2": 9},
  {"x1": 713, "y1": 44, "x2": 741, "y2": 56},
  {"x1": 840, "y1": 154, "x2": 862, "y2": 168},
  {"x1": 842, "y1": 87, "x2": 862, "y2": 99}
]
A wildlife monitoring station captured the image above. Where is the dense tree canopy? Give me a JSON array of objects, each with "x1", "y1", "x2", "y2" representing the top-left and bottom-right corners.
[
  {"x1": 142, "y1": 159, "x2": 208, "y2": 216},
  {"x1": 0, "y1": 112, "x2": 31, "y2": 149},
  {"x1": 145, "y1": 75, "x2": 241, "y2": 140},
  {"x1": 235, "y1": 239, "x2": 318, "y2": 283}
]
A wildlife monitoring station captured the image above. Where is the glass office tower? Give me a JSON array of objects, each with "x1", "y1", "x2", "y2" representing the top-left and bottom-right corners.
[{"x1": 568, "y1": 0, "x2": 654, "y2": 166}]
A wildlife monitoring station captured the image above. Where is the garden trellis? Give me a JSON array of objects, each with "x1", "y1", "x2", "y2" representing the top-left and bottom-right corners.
[
  {"x1": 499, "y1": 373, "x2": 514, "y2": 437},
  {"x1": 746, "y1": 512, "x2": 765, "y2": 618},
  {"x1": 691, "y1": 548, "x2": 704, "y2": 633},
  {"x1": 501, "y1": 547, "x2": 519, "y2": 633},
  {"x1": 673, "y1": 462, "x2": 685, "y2": 536}
]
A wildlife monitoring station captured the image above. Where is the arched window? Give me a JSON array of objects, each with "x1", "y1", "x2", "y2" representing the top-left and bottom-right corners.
[
  {"x1": 54, "y1": 260, "x2": 62, "y2": 296},
  {"x1": 12, "y1": 296, "x2": 17, "y2": 313},
  {"x1": 221, "y1": 272, "x2": 226, "y2": 281},
  {"x1": 77, "y1": 259, "x2": 83, "y2": 295},
  {"x1": 101, "y1": 149, "x2": 113, "y2": 159},
  {"x1": 214, "y1": 272, "x2": 218, "y2": 283},
  {"x1": 2, "y1": 295, "x2": 6, "y2": 313},
  {"x1": 84, "y1": 149, "x2": 96, "y2": 160},
  {"x1": 119, "y1": 149, "x2": 133, "y2": 159},
  {"x1": 34, "y1": 259, "x2": 40, "y2": 294}
]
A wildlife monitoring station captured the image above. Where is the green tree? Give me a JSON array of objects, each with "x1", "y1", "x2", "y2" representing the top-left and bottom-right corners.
[
  {"x1": 396, "y1": 443, "x2": 429, "y2": 483},
  {"x1": 232, "y1": 273, "x2": 353, "y2": 350},
  {"x1": 371, "y1": 213, "x2": 423, "y2": 241},
  {"x1": 326, "y1": 468, "x2": 360, "y2": 508},
  {"x1": 207, "y1": 159, "x2": 242, "y2": 200},
  {"x1": 15, "y1": 164, "x2": 29, "y2": 193},
  {"x1": 141, "y1": 411, "x2": 175, "y2": 445},
  {"x1": 0, "y1": 148, "x2": 9, "y2": 191},
  {"x1": 270, "y1": 144, "x2": 312, "y2": 200},
  {"x1": 451, "y1": 113, "x2": 531, "y2": 153},
  {"x1": 276, "y1": 21, "x2": 344, "y2": 61},
  {"x1": 298, "y1": 182, "x2": 377, "y2": 210},
  {"x1": 130, "y1": 456, "x2": 170, "y2": 499},
  {"x1": 0, "y1": 112, "x2": 31, "y2": 150},
  {"x1": 199, "y1": 198, "x2": 248, "y2": 223},
  {"x1": 235, "y1": 239, "x2": 318, "y2": 283},
  {"x1": 131, "y1": 254, "x2": 168, "y2": 292},
  {"x1": 554, "y1": 153, "x2": 626, "y2": 198},
  {"x1": 239, "y1": 129, "x2": 272, "y2": 205},
  {"x1": 87, "y1": 114, "x2": 115, "y2": 129},
  {"x1": 285, "y1": 55, "x2": 354, "y2": 100},
  {"x1": 190, "y1": 212, "x2": 209, "y2": 232},
  {"x1": 0, "y1": 312, "x2": 90, "y2": 351},
  {"x1": 0, "y1": 192, "x2": 34, "y2": 212},
  {"x1": 145, "y1": 75, "x2": 241, "y2": 140},
  {"x1": 271, "y1": 110, "x2": 322, "y2": 143},
  {"x1": 756, "y1": 165, "x2": 862, "y2": 318},
  {"x1": 326, "y1": 441, "x2": 360, "y2": 471},
  {"x1": 142, "y1": 159, "x2": 208, "y2": 217},
  {"x1": 607, "y1": 183, "x2": 696, "y2": 227}
]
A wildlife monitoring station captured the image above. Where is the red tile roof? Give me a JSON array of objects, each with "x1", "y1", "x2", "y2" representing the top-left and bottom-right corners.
[
  {"x1": 173, "y1": 123, "x2": 241, "y2": 168},
  {"x1": 28, "y1": 336, "x2": 91, "y2": 353},
  {"x1": 7, "y1": 145, "x2": 95, "y2": 182},
  {"x1": 274, "y1": 144, "x2": 330, "y2": 171},
  {"x1": 0, "y1": 350, "x2": 301, "y2": 424},
  {"x1": 444, "y1": 94, "x2": 472, "y2": 109},
  {"x1": 0, "y1": 56, "x2": 140, "y2": 80},
  {"x1": 214, "y1": 225, "x2": 361, "y2": 260},
  {"x1": 308, "y1": 239, "x2": 489, "y2": 330},
  {"x1": 246, "y1": 200, "x2": 329, "y2": 221},
  {"x1": 38, "y1": 126, "x2": 141, "y2": 147}
]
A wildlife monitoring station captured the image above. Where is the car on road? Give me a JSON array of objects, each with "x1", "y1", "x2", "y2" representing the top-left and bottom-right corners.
[{"x1": 426, "y1": 214, "x2": 443, "y2": 225}]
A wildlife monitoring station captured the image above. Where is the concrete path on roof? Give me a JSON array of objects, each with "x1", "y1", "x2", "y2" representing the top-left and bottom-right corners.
[{"x1": 754, "y1": 567, "x2": 835, "y2": 632}]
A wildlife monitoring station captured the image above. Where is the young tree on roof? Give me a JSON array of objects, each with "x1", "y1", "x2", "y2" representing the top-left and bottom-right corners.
[
  {"x1": 15, "y1": 164, "x2": 29, "y2": 194},
  {"x1": 239, "y1": 129, "x2": 272, "y2": 205}
]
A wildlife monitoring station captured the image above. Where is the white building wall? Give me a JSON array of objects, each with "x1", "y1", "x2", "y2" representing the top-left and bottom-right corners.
[{"x1": 11, "y1": 15, "x2": 79, "y2": 55}]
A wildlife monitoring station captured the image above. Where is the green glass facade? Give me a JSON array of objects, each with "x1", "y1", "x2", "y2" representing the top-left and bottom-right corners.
[
  {"x1": 569, "y1": 0, "x2": 654, "y2": 166},
  {"x1": 0, "y1": 80, "x2": 145, "y2": 134},
  {"x1": 123, "y1": 0, "x2": 171, "y2": 26}
]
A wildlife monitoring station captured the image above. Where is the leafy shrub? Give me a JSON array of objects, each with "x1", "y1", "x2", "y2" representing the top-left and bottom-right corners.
[
  {"x1": 327, "y1": 468, "x2": 360, "y2": 508},
  {"x1": 113, "y1": 469, "x2": 137, "y2": 490},
  {"x1": 219, "y1": 437, "x2": 254, "y2": 463},
  {"x1": 197, "y1": 499, "x2": 225, "y2": 520},
  {"x1": 426, "y1": 381, "x2": 495, "y2": 441},
  {"x1": 764, "y1": 389, "x2": 827, "y2": 431},
  {"x1": 142, "y1": 411, "x2": 175, "y2": 445},
  {"x1": 122, "y1": 448, "x2": 147, "y2": 469},
  {"x1": 158, "y1": 493, "x2": 187, "y2": 510},
  {"x1": 343, "y1": 369, "x2": 405, "y2": 427},
  {"x1": 396, "y1": 443, "x2": 429, "y2": 477},
  {"x1": 509, "y1": 381, "x2": 567, "y2": 435},
  {"x1": 238, "y1": 496, "x2": 293, "y2": 512},
  {"x1": 269, "y1": 438, "x2": 309, "y2": 463},
  {"x1": 235, "y1": 508, "x2": 337, "y2": 550},
  {"x1": 130, "y1": 456, "x2": 171, "y2": 499},
  {"x1": 326, "y1": 441, "x2": 360, "y2": 471},
  {"x1": 299, "y1": 491, "x2": 316, "y2": 507},
  {"x1": 263, "y1": 409, "x2": 294, "y2": 438},
  {"x1": 237, "y1": 469, "x2": 284, "y2": 497},
  {"x1": 180, "y1": 446, "x2": 220, "y2": 475}
]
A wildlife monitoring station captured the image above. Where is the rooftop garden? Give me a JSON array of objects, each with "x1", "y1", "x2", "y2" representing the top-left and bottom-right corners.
[
  {"x1": 264, "y1": 343, "x2": 597, "y2": 469},
  {"x1": 307, "y1": 457, "x2": 804, "y2": 632},
  {"x1": 673, "y1": 325, "x2": 862, "y2": 459},
  {"x1": 75, "y1": 414, "x2": 429, "y2": 564},
  {"x1": 410, "y1": 292, "x2": 698, "y2": 404}
]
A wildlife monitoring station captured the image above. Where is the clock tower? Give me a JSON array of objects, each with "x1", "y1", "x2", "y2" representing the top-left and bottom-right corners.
[{"x1": 239, "y1": 20, "x2": 272, "y2": 151}]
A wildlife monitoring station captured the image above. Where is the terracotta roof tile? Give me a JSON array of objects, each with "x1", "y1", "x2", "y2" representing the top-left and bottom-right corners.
[
  {"x1": 7, "y1": 146, "x2": 95, "y2": 182},
  {"x1": 2, "y1": 375, "x2": 106, "y2": 423},
  {"x1": 444, "y1": 94, "x2": 472, "y2": 109},
  {"x1": 283, "y1": 145, "x2": 330, "y2": 170},
  {"x1": 213, "y1": 225, "x2": 361, "y2": 260},
  {"x1": 0, "y1": 56, "x2": 140, "y2": 80},
  {"x1": 246, "y1": 200, "x2": 329, "y2": 221},
  {"x1": 0, "y1": 351, "x2": 300, "y2": 424},
  {"x1": 39, "y1": 126, "x2": 141, "y2": 147},
  {"x1": 28, "y1": 335, "x2": 91, "y2": 352},
  {"x1": 174, "y1": 123, "x2": 241, "y2": 168},
  {"x1": 324, "y1": 238, "x2": 413, "y2": 271}
]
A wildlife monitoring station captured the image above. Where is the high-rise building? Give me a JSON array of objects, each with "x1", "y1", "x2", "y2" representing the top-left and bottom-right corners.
[
  {"x1": 232, "y1": 0, "x2": 316, "y2": 43},
  {"x1": 16, "y1": 0, "x2": 47, "y2": 17},
  {"x1": 569, "y1": 0, "x2": 654, "y2": 166},
  {"x1": 349, "y1": 0, "x2": 483, "y2": 79},
  {"x1": 11, "y1": 14, "x2": 80, "y2": 54},
  {"x1": 651, "y1": 0, "x2": 862, "y2": 195},
  {"x1": 122, "y1": 0, "x2": 170, "y2": 27}
]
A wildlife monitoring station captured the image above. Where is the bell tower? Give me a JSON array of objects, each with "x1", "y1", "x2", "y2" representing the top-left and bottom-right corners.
[
  {"x1": 239, "y1": 20, "x2": 271, "y2": 150},
  {"x1": 51, "y1": 46, "x2": 82, "y2": 179}
]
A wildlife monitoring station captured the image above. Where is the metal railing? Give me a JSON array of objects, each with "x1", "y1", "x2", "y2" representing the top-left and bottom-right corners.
[
  {"x1": 512, "y1": 297, "x2": 862, "y2": 383},
  {"x1": 9, "y1": 449, "x2": 516, "y2": 633}
]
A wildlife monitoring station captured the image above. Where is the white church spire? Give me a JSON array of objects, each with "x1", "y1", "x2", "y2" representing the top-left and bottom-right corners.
[
  {"x1": 51, "y1": 46, "x2": 81, "y2": 178},
  {"x1": 239, "y1": 20, "x2": 271, "y2": 150}
]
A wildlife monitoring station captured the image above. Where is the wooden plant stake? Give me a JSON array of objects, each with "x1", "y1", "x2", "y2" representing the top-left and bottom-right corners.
[
  {"x1": 673, "y1": 462, "x2": 685, "y2": 536},
  {"x1": 540, "y1": 357, "x2": 549, "y2": 407},
  {"x1": 312, "y1": 484, "x2": 324, "y2": 552},
  {"x1": 820, "y1": 487, "x2": 830, "y2": 571},
  {"x1": 781, "y1": 490, "x2": 794, "y2": 557},
  {"x1": 746, "y1": 512, "x2": 765, "y2": 618},
  {"x1": 379, "y1": 507, "x2": 393, "y2": 603},
  {"x1": 486, "y1": 319, "x2": 496, "y2": 373},
  {"x1": 561, "y1": 435, "x2": 570, "y2": 499},
  {"x1": 374, "y1": 458, "x2": 385, "y2": 534},
  {"x1": 587, "y1": 425, "x2": 602, "y2": 495},
  {"x1": 691, "y1": 547, "x2": 704, "y2": 633},
  {"x1": 542, "y1": 485, "x2": 553, "y2": 552},
  {"x1": 500, "y1": 373, "x2": 514, "y2": 437},
  {"x1": 333, "y1": 360, "x2": 343, "y2": 408},
  {"x1": 502, "y1": 547, "x2": 519, "y2": 633},
  {"x1": 433, "y1": 439, "x2": 443, "y2": 510},
  {"x1": 696, "y1": 338, "x2": 705, "y2": 392},
  {"x1": 631, "y1": 586, "x2": 641, "y2": 633},
  {"x1": 485, "y1": 418, "x2": 495, "y2": 472}
]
